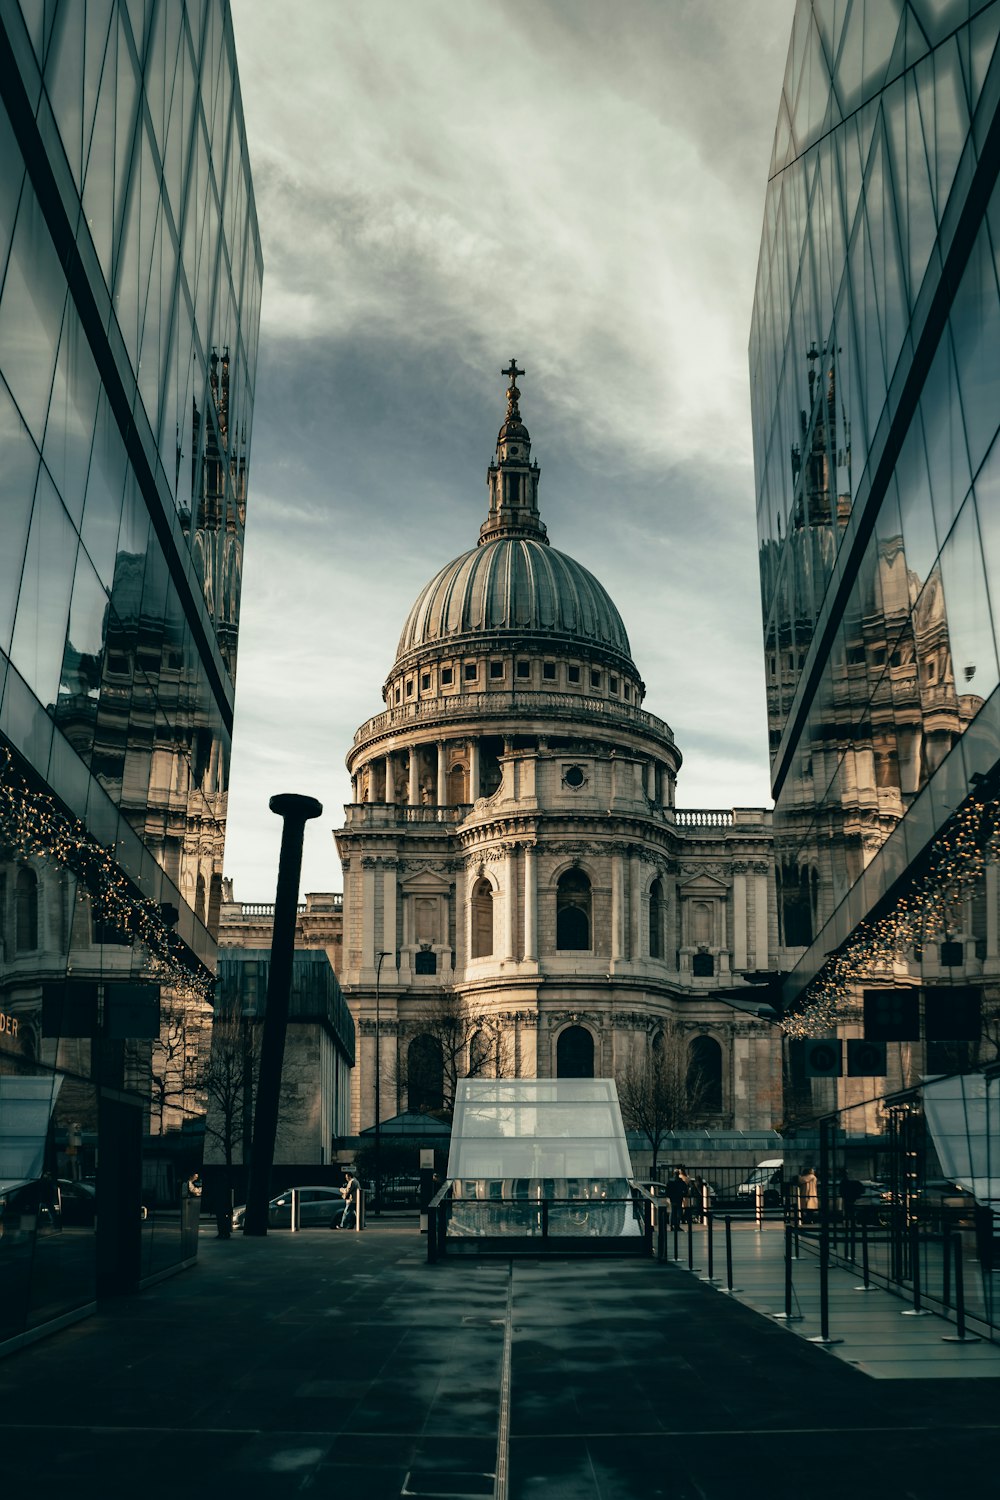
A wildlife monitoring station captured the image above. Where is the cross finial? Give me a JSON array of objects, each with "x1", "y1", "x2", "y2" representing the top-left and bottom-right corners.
[{"x1": 502, "y1": 358, "x2": 524, "y2": 386}]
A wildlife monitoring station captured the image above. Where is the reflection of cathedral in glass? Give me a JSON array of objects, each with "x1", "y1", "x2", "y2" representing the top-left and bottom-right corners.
[
  {"x1": 0, "y1": 1, "x2": 260, "y2": 1347},
  {"x1": 752, "y1": 0, "x2": 1000, "y2": 993}
]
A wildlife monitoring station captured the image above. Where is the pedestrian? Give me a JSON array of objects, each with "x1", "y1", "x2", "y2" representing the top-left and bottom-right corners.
[
  {"x1": 336, "y1": 1168, "x2": 361, "y2": 1231},
  {"x1": 839, "y1": 1169, "x2": 863, "y2": 1223},
  {"x1": 664, "y1": 1168, "x2": 689, "y2": 1229},
  {"x1": 688, "y1": 1174, "x2": 706, "y2": 1223},
  {"x1": 799, "y1": 1164, "x2": 819, "y2": 1225}
]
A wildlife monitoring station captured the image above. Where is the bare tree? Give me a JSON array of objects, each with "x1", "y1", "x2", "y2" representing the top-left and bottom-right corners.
[
  {"x1": 203, "y1": 1006, "x2": 257, "y2": 1171},
  {"x1": 394, "y1": 998, "x2": 513, "y2": 1120},
  {"x1": 617, "y1": 1023, "x2": 713, "y2": 1175},
  {"x1": 149, "y1": 1000, "x2": 208, "y2": 1135}
]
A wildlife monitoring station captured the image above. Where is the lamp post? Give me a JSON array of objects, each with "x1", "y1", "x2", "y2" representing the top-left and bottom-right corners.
[{"x1": 374, "y1": 949, "x2": 390, "y2": 1214}]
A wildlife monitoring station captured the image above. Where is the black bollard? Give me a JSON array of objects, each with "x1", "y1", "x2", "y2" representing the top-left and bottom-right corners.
[
  {"x1": 658, "y1": 1208, "x2": 667, "y2": 1262},
  {"x1": 243, "y1": 794, "x2": 323, "y2": 1236},
  {"x1": 705, "y1": 1209, "x2": 715, "y2": 1281},
  {"x1": 942, "y1": 1230, "x2": 951, "y2": 1310}
]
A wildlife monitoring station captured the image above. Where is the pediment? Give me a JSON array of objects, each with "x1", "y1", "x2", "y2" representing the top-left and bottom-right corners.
[
  {"x1": 400, "y1": 869, "x2": 451, "y2": 894},
  {"x1": 679, "y1": 872, "x2": 728, "y2": 893}
]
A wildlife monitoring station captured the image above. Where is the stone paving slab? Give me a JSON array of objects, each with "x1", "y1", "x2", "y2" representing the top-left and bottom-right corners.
[{"x1": 0, "y1": 1221, "x2": 997, "y2": 1497}]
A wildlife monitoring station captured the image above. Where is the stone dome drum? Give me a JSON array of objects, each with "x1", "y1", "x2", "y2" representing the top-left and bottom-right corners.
[{"x1": 396, "y1": 536, "x2": 633, "y2": 663}]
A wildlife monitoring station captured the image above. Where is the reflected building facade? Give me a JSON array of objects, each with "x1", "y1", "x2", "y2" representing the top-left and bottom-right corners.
[
  {"x1": 751, "y1": 0, "x2": 1000, "y2": 1270},
  {"x1": 0, "y1": 0, "x2": 260, "y2": 1349}
]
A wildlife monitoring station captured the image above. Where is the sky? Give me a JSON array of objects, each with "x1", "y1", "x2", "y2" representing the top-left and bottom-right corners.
[{"x1": 223, "y1": 0, "x2": 797, "y2": 900}]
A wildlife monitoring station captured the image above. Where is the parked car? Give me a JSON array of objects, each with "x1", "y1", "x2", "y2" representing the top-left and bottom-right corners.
[
  {"x1": 56, "y1": 1179, "x2": 97, "y2": 1227},
  {"x1": 736, "y1": 1159, "x2": 784, "y2": 1207},
  {"x1": 231, "y1": 1186, "x2": 347, "y2": 1230},
  {"x1": 851, "y1": 1180, "x2": 892, "y2": 1225}
]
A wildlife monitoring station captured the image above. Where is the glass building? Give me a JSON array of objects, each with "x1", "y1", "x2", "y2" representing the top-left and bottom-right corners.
[
  {"x1": 0, "y1": 1, "x2": 260, "y2": 1349},
  {"x1": 751, "y1": 1, "x2": 1000, "y2": 1332}
]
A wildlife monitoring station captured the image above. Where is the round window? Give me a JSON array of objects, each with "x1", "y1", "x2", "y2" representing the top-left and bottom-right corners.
[{"x1": 564, "y1": 765, "x2": 585, "y2": 788}]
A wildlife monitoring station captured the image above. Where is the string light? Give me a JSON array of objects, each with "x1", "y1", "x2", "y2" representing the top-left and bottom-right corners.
[
  {"x1": 0, "y1": 745, "x2": 213, "y2": 1004},
  {"x1": 783, "y1": 793, "x2": 1000, "y2": 1037}
]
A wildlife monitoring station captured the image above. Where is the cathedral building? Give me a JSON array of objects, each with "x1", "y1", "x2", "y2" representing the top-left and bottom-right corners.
[{"x1": 334, "y1": 364, "x2": 784, "y2": 1141}]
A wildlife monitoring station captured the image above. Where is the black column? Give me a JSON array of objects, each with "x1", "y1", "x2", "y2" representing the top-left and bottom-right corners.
[{"x1": 242, "y1": 794, "x2": 322, "y2": 1236}]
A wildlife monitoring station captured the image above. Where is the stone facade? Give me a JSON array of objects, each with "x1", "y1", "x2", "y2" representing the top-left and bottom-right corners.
[{"x1": 334, "y1": 367, "x2": 786, "y2": 1139}]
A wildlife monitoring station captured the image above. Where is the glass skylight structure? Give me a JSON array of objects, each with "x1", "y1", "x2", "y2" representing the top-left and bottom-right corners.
[{"x1": 446, "y1": 1079, "x2": 638, "y2": 1238}]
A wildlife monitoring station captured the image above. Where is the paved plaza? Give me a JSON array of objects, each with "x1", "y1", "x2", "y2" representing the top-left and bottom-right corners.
[{"x1": 1, "y1": 1218, "x2": 998, "y2": 1498}]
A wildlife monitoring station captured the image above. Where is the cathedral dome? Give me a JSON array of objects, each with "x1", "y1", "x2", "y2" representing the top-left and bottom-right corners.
[
  {"x1": 392, "y1": 360, "x2": 634, "y2": 675},
  {"x1": 396, "y1": 537, "x2": 632, "y2": 662}
]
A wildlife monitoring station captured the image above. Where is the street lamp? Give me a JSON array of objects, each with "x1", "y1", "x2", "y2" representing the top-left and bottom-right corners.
[{"x1": 374, "y1": 949, "x2": 390, "y2": 1214}]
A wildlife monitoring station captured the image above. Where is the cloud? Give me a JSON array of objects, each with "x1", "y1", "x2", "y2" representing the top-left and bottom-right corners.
[{"x1": 224, "y1": 0, "x2": 794, "y2": 895}]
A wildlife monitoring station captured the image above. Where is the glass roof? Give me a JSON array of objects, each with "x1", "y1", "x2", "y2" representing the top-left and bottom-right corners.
[{"x1": 447, "y1": 1078, "x2": 634, "y2": 1184}]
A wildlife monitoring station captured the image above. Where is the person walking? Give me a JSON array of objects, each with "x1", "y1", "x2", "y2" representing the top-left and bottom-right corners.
[
  {"x1": 336, "y1": 1168, "x2": 361, "y2": 1231},
  {"x1": 664, "y1": 1168, "x2": 689, "y2": 1230}
]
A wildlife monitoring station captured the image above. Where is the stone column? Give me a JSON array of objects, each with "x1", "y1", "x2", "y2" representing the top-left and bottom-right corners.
[
  {"x1": 646, "y1": 760, "x2": 656, "y2": 799},
  {"x1": 733, "y1": 866, "x2": 748, "y2": 971},
  {"x1": 384, "y1": 751, "x2": 393, "y2": 803},
  {"x1": 469, "y1": 739, "x2": 480, "y2": 801},
  {"x1": 361, "y1": 858, "x2": 376, "y2": 971},
  {"x1": 754, "y1": 866, "x2": 769, "y2": 969},
  {"x1": 523, "y1": 844, "x2": 537, "y2": 961},
  {"x1": 611, "y1": 850, "x2": 624, "y2": 962},
  {"x1": 408, "y1": 748, "x2": 420, "y2": 805},
  {"x1": 436, "y1": 741, "x2": 447, "y2": 805},
  {"x1": 382, "y1": 862, "x2": 397, "y2": 962},
  {"x1": 503, "y1": 847, "x2": 516, "y2": 961},
  {"x1": 628, "y1": 852, "x2": 641, "y2": 959}
]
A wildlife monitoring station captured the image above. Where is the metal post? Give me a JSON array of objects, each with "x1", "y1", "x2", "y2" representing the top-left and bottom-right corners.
[
  {"x1": 720, "y1": 1214, "x2": 741, "y2": 1294},
  {"x1": 902, "y1": 1222, "x2": 930, "y2": 1316},
  {"x1": 373, "y1": 950, "x2": 390, "y2": 1216},
  {"x1": 855, "y1": 1221, "x2": 873, "y2": 1290},
  {"x1": 775, "y1": 1225, "x2": 802, "y2": 1320},
  {"x1": 243, "y1": 794, "x2": 322, "y2": 1236},
  {"x1": 657, "y1": 1209, "x2": 667, "y2": 1262},
  {"x1": 942, "y1": 1230, "x2": 951, "y2": 1309},
  {"x1": 290, "y1": 1187, "x2": 299, "y2": 1233},
  {"x1": 755, "y1": 1181, "x2": 763, "y2": 1231},
  {"x1": 942, "y1": 1233, "x2": 981, "y2": 1343},
  {"x1": 809, "y1": 1117, "x2": 842, "y2": 1344},
  {"x1": 700, "y1": 1210, "x2": 717, "y2": 1282}
]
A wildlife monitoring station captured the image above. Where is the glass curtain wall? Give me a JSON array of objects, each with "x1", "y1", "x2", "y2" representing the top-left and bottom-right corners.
[{"x1": 0, "y1": 0, "x2": 260, "y2": 1346}]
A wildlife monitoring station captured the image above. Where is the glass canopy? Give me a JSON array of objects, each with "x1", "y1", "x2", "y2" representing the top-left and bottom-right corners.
[{"x1": 445, "y1": 1079, "x2": 638, "y2": 1238}]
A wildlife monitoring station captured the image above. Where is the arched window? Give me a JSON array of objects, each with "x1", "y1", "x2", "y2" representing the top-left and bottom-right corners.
[
  {"x1": 649, "y1": 878, "x2": 664, "y2": 959},
  {"x1": 448, "y1": 763, "x2": 467, "y2": 804},
  {"x1": 557, "y1": 1025, "x2": 594, "y2": 1078},
  {"x1": 687, "y1": 1036, "x2": 722, "y2": 1113},
  {"x1": 692, "y1": 952, "x2": 714, "y2": 977},
  {"x1": 471, "y1": 878, "x2": 494, "y2": 958},
  {"x1": 556, "y1": 869, "x2": 591, "y2": 951},
  {"x1": 15, "y1": 867, "x2": 38, "y2": 952},
  {"x1": 407, "y1": 1034, "x2": 444, "y2": 1112}
]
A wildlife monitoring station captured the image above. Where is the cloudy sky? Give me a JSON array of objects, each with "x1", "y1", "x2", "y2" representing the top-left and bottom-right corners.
[{"x1": 223, "y1": 0, "x2": 797, "y2": 899}]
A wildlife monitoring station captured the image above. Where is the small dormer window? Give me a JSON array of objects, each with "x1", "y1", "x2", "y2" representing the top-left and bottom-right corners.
[
  {"x1": 609, "y1": 676, "x2": 619, "y2": 694},
  {"x1": 490, "y1": 661, "x2": 504, "y2": 679},
  {"x1": 590, "y1": 670, "x2": 600, "y2": 689},
  {"x1": 406, "y1": 679, "x2": 414, "y2": 697},
  {"x1": 464, "y1": 662, "x2": 478, "y2": 681},
  {"x1": 543, "y1": 662, "x2": 556, "y2": 681},
  {"x1": 394, "y1": 685, "x2": 401, "y2": 703},
  {"x1": 624, "y1": 683, "x2": 630, "y2": 700},
  {"x1": 441, "y1": 667, "x2": 454, "y2": 686},
  {"x1": 516, "y1": 660, "x2": 530, "y2": 679},
  {"x1": 568, "y1": 665, "x2": 581, "y2": 684},
  {"x1": 421, "y1": 673, "x2": 431, "y2": 691}
]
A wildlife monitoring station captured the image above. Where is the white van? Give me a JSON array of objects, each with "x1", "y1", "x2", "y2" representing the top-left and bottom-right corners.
[{"x1": 736, "y1": 1158, "x2": 784, "y2": 1206}]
